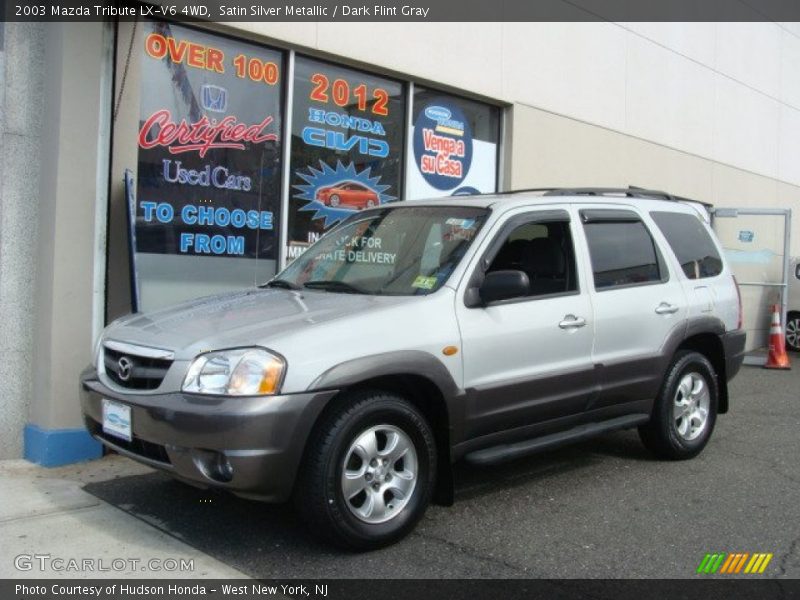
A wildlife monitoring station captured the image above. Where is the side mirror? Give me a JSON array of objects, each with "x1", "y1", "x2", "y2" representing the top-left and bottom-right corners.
[{"x1": 478, "y1": 270, "x2": 530, "y2": 305}]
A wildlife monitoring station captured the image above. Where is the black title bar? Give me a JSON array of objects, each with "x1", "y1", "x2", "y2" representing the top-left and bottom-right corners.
[
  {"x1": 4, "y1": 0, "x2": 800, "y2": 22},
  {"x1": 5, "y1": 579, "x2": 800, "y2": 600}
]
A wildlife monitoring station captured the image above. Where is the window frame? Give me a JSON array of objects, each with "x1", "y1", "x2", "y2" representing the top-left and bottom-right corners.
[
  {"x1": 463, "y1": 208, "x2": 581, "y2": 308},
  {"x1": 580, "y1": 209, "x2": 670, "y2": 293}
]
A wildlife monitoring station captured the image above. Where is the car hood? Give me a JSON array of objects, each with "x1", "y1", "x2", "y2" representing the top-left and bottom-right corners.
[{"x1": 105, "y1": 288, "x2": 414, "y2": 357}]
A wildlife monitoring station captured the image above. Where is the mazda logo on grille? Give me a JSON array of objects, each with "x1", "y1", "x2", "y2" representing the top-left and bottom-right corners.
[{"x1": 117, "y1": 356, "x2": 134, "y2": 382}]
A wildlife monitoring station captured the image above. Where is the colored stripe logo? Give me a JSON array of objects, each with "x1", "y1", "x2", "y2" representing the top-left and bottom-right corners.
[{"x1": 697, "y1": 552, "x2": 773, "y2": 574}]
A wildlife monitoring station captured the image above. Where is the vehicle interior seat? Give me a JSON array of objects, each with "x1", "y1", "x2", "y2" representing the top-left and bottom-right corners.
[
  {"x1": 490, "y1": 239, "x2": 529, "y2": 272},
  {"x1": 522, "y1": 237, "x2": 567, "y2": 295}
]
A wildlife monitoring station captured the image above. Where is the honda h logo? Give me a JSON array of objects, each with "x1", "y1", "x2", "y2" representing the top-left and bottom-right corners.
[
  {"x1": 117, "y1": 356, "x2": 134, "y2": 382},
  {"x1": 201, "y1": 84, "x2": 228, "y2": 113}
]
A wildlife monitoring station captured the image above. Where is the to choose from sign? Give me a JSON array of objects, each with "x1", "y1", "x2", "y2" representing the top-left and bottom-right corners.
[{"x1": 135, "y1": 20, "x2": 283, "y2": 259}]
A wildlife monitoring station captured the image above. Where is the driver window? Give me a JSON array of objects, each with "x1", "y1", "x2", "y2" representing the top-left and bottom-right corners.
[{"x1": 487, "y1": 220, "x2": 578, "y2": 297}]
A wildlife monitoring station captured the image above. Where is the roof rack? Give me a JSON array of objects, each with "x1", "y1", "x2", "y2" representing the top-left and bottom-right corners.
[{"x1": 499, "y1": 185, "x2": 712, "y2": 207}]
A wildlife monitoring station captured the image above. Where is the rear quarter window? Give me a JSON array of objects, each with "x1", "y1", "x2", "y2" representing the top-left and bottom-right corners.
[{"x1": 650, "y1": 211, "x2": 723, "y2": 279}]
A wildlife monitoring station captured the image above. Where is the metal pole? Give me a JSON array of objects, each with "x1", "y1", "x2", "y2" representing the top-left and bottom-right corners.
[
  {"x1": 278, "y1": 50, "x2": 295, "y2": 271},
  {"x1": 782, "y1": 209, "x2": 792, "y2": 330},
  {"x1": 403, "y1": 81, "x2": 414, "y2": 200}
]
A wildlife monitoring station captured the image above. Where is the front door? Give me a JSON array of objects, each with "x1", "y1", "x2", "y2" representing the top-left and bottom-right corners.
[{"x1": 456, "y1": 208, "x2": 595, "y2": 441}]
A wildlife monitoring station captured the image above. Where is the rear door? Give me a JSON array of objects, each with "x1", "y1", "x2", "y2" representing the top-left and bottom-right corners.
[
  {"x1": 456, "y1": 207, "x2": 595, "y2": 441},
  {"x1": 578, "y1": 205, "x2": 688, "y2": 411}
]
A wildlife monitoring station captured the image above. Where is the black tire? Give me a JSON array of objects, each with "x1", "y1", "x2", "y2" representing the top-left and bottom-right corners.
[
  {"x1": 786, "y1": 312, "x2": 800, "y2": 352},
  {"x1": 329, "y1": 194, "x2": 340, "y2": 207},
  {"x1": 639, "y1": 350, "x2": 719, "y2": 460},
  {"x1": 294, "y1": 390, "x2": 436, "y2": 550}
]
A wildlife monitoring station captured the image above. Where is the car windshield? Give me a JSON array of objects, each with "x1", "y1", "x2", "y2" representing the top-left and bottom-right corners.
[{"x1": 268, "y1": 206, "x2": 489, "y2": 296}]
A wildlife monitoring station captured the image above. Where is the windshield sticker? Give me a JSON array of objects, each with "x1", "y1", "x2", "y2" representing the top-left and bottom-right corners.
[
  {"x1": 444, "y1": 220, "x2": 478, "y2": 242},
  {"x1": 412, "y1": 275, "x2": 437, "y2": 290},
  {"x1": 445, "y1": 218, "x2": 476, "y2": 228}
]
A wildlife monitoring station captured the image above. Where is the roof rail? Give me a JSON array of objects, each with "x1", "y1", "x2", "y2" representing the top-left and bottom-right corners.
[
  {"x1": 504, "y1": 188, "x2": 561, "y2": 194},
  {"x1": 539, "y1": 186, "x2": 713, "y2": 207},
  {"x1": 455, "y1": 186, "x2": 713, "y2": 207}
]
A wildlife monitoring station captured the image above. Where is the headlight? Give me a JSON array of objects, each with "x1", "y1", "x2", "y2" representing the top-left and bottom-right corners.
[{"x1": 181, "y1": 348, "x2": 285, "y2": 396}]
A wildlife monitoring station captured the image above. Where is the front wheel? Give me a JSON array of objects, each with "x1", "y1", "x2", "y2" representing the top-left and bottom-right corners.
[
  {"x1": 639, "y1": 350, "x2": 718, "y2": 460},
  {"x1": 294, "y1": 390, "x2": 436, "y2": 550}
]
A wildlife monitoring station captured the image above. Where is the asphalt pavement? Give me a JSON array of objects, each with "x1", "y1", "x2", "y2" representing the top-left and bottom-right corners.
[{"x1": 85, "y1": 365, "x2": 800, "y2": 578}]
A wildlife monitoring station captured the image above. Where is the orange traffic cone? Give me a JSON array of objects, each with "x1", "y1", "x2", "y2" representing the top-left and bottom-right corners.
[{"x1": 765, "y1": 304, "x2": 791, "y2": 370}]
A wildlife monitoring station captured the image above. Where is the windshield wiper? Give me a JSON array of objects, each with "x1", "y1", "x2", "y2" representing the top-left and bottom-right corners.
[
  {"x1": 303, "y1": 280, "x2": 368, "y2": 294},
  {"x1": 261, "y1": 279, "x2": 302, "y2": 290}
]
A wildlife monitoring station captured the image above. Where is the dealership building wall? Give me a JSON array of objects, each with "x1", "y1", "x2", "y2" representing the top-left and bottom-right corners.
[{"x1": 1, "y1": 19, "x2": 799, "y2": 462}]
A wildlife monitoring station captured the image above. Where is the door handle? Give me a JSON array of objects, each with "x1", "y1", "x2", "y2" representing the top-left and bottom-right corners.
[
  {"x1": 655, "y1": 302, "x2": 679, "y2": 315},
  {"x1": 559, "y1": 314, "x2": 587, "y2": 329}
]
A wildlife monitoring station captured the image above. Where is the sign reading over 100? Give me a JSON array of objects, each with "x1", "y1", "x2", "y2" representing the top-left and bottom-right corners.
[{"x1": 144, "y1": 32, "x2": 280, "y2": 85}]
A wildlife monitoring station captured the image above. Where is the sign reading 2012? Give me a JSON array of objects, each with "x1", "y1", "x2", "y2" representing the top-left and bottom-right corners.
[
  {"x1": 309, "y1": 73, "x2": 389, "y2": 115},
  {"x1": 302, "y1": 73, "x2": 391, "y2": 158}
]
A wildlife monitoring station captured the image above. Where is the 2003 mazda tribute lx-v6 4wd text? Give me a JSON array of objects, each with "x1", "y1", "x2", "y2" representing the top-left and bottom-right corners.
[{"x1": 81, "y1": 188, "x2": 746, "y2": 549}]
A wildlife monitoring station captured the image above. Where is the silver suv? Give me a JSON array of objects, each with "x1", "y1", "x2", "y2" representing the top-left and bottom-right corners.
[{"x1": 81, "y1": 188, "x2": 746, "y2": 549}]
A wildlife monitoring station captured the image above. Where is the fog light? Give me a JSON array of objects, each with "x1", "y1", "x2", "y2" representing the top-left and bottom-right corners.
[{"x1": 193, "y1": 449, "x2": 234, "y2": 483}]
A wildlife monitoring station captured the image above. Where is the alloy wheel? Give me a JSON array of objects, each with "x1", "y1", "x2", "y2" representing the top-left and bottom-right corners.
[
  {"x1": 672, "y1": 372, "x2": 711, "y2": 441},
  {"x1": 340, "y1": 424, "x2": 418, "y2": 524}
]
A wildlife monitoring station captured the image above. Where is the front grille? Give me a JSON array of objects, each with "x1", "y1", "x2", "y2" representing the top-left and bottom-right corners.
[{"x1": 104, "y1": 346, "x2": 172, "y2": 390}]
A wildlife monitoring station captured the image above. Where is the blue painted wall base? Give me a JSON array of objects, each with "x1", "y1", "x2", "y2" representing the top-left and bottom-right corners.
[{"x1": 24, "y1": 424, "x2": 103, "y2": 467}]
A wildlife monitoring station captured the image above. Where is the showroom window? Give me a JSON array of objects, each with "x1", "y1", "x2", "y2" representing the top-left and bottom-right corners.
[
  {"x1": 111, "y1": 21, "x2": 503, "y2": 315},
  {"x1": 286, "y1": 56, "x2": 406, "y2": 261},
  {"x1": 407, "y1": 87, "x2": 501, "y2": 199},
  {"x1": 130, "y1": 20, "x2": 285, "y2": 311}
]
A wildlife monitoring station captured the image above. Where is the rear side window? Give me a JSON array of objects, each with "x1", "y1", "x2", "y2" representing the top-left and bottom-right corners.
[
  {"x1": 650, "y1": 211, "x2": 723, "y2": 279},
  {"x1": 582, "y1": 216, "x2": 662, "y2": 290}
]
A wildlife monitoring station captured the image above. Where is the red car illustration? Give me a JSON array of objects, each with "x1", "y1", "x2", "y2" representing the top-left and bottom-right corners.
[{"x1": 316, "y1": 182, "x2": 379, "y2": 210}]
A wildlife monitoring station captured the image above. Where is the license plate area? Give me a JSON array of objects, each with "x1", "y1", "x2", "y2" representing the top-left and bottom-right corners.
[{"x1": 102, "y1": 398, "x2": 132, "y2": 442}]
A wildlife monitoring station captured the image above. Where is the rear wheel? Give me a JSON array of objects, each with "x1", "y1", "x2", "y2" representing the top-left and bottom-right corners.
[
  {"x1": 329, "y1": 194, "x2": 340, "y2": 207},
  {"x1": 786, "y1": 312, "x2": 800, "y2": 352},
  {"x1": 639, "y1": 351, "x2": 718, "y2": 460},
  {"x1": 294, "y1": 390, "x2": 436, "y2": 550}
]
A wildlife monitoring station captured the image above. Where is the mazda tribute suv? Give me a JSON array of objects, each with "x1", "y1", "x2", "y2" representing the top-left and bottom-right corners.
[{"x1": 81, "y1": 188, "x2": 746, "y2": 549}]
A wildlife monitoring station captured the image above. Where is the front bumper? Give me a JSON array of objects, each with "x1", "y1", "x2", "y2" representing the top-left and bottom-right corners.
[{"x1": 80, "y1": 367, "x2": 337, "y2": 502}]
